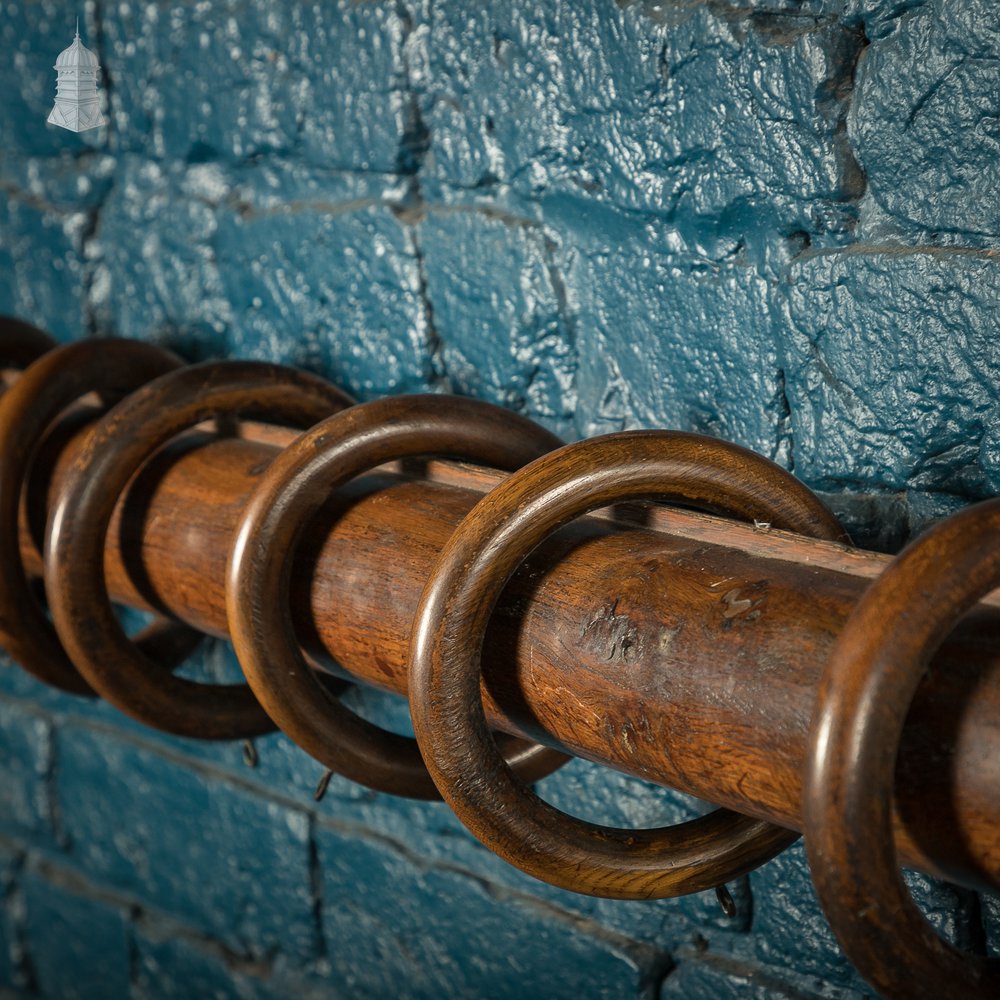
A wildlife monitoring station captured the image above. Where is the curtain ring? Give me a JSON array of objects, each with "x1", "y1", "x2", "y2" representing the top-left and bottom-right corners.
[
  {"x1": 0, "y1": 339, "x2": 185, "y2": 694},
  {"x1": 227, "y1": 394, "x2": 571, "y2": 798},
  {"x1": 409, "y1": 430, "x2": 846, "y2": 898},
  {"x1": 1, "y1": 317, "x2": 54, "y2": 377},
  {"x1": 44, "y1": 360, "x2": 354, "y2": 739},
  {"x1": 803, "y1": 498, "x2": 1000, "y2": 1000}
]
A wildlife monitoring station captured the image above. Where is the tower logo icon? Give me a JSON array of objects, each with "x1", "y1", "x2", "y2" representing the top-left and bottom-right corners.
[{"x1": 47, "y1": 20, "x2": 107, "y2": 132}]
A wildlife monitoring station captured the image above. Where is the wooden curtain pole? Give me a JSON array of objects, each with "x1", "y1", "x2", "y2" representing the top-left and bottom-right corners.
[{"x1": 14, "y1": 396, "x2": 1000, "y2": 896}]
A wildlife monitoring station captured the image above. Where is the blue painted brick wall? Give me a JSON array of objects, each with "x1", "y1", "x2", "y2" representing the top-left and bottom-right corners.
[{"x1": 2, "y1": 1, "x2": 999, "y2": 996}]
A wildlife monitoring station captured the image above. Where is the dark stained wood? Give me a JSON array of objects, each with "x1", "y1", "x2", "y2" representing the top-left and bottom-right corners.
[
  {"x1": 408, "y1": 430, "x2": 843, "y2": 898},
  {"x1": 43, "y1": 360, "x2": 353, "y2": 739},
  {"x1": 227, "y1": 394, "x2": 570, "y2": 798},
  {"x1": 0, "y1": 339, "x2": 182, "y2": 694},
  {"x1": 804, "y1": 498, "x2": 1000, "y2": 999},
  {"x1": 12, "y1": 384, "x2": 1000, "y2": 895},
  {"x1": 0, "y1": 317, "x2": 55, "y2": 373}
]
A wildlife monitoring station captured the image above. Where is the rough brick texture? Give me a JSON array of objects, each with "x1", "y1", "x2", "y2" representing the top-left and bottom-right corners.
[{"x1": 1, "y1": 1, "x2": 999, "y2": 997}]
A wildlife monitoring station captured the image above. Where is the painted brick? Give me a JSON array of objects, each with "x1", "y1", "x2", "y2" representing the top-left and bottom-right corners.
[
  {"x1": 752, "y1": 843, "x2": 983, "y2": 992},
  {"x1": 315, "y1": 824, "x2": 667, "y2": 1000},
  {"x1": 101, "y1": 2, "x2": 408, "y2": 173},
  {"x1": 900, "y1": 870, "x2": 983, "y2": 953},
  {"x1": 660, "y1": 942, "x2": 868, "y2": 999},
  {"x1": 0, "y1": 2, "x2": 99, "y2": 160},
  {"x1": 303, "y1": 754, "x2": 742, "y2": 954},
  {"x1": 0, "y1": 653, "x2": 61, "y2": 706},
  {"x1": 76, "y1": 641, "x2": 425, "y2": 801},
  {"x1": 0, "y1": 0, "x2": 112, "y2": 342},
  {"x1": 418, "y1": 209, "x2": 577, "y2": 435},
  {"x1": 415, "y1": 3, "x2": 859, "y2": 235},
  {"x1": 0, "y1": 194, "x2": 88, "y2": 345},
  {"x1": 0, "y1": 844, "x2": 20, "y2": 989},
  {"x1": 567, "y1": 217, "x2": 792, "y2": 461},
  {"x1": 0, "y1": 700, "x2": 53, "y2": 843},
  {"x1": 1, "y1": 0, "x2": 998, "y2": 996},
  {"x1": 85, "y1": 156, "x2": 434, "y2": 400},
  {"x1": 208, "y1": 178, "x2": 433, "y2": 398},
  {"x1": 0, "y1": 655, "x2": 175, "y2": 758},
  {"x1": 0, "y1": 640, "x2": 249, "y2": 752},
  {"x1": 983, "y1": 891, "x2": 1000, "y2": 958},
  {"x1": 4, "y1": 633, "x2": 415, "y2": 796},
  {"x1": 54, "y1": 724, "x2": 317, "y2": 962},
  {"x1": 82, "y1": 155, "x2": 230, "y2": 358},
  {"x1": 750, "y1": 841, "x2": 866, "y2": 992},
  {"x1": 18, "y1": 868, "x2": 130, "y2": 1000},
  {"x1": 131, "y1": 927, "x2": 264, "y2": 1000},
  {"x1": 535, "y1": 758, "x2": 754, "y2": 937}
]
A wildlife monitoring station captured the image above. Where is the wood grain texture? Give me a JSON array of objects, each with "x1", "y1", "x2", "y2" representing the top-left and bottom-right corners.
[
  {"x1": 14, "y1": 402, "x2": 1000, "y2": 894},
  {"x1": 0, "y1": 338, "x2": 182, "y2": 694},
  {"x1": 43, "y1": 360, "x2": 354, "y2": 739},
  {"x1": 804, "y1": 498, "x2": 1000, "y2": 999},
  {"x1": 408, "y1": 430, "x2": 843, "y2": 898}
]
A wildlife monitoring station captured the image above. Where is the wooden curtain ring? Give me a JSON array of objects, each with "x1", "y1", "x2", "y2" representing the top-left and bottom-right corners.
[
  {"x1": 0, "y1": 317, "x2": 55, "y2": 374},
  {"x1": 45, "y1": 360, "x2": 354, "y2": 739},
  {"x1": 0, "y1": 339, "x2": 184, "y2": 694},
  {"x1": 227, "y1": 394, "x2": 571, "y2": 799},
  {"x1": 803, "y1": 499, "x2": 1000, "y2": 1000},
  {"x1": 409, "y1": 430, "x2": 846, "y2": 899}
]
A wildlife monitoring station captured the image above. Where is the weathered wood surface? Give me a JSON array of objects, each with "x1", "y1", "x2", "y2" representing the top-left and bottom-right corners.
[{"x1": 14, "y1": 408, "x2": 1000, "y2": 894}]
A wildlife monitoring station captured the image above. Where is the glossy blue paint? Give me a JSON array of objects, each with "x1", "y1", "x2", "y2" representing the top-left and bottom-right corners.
[
  {"x1": 19, "y1": 871, "x2": 131, "y2": 1000},
  {"x1": 1, "y1": 1, "x2": 998, "y2": 996}
]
